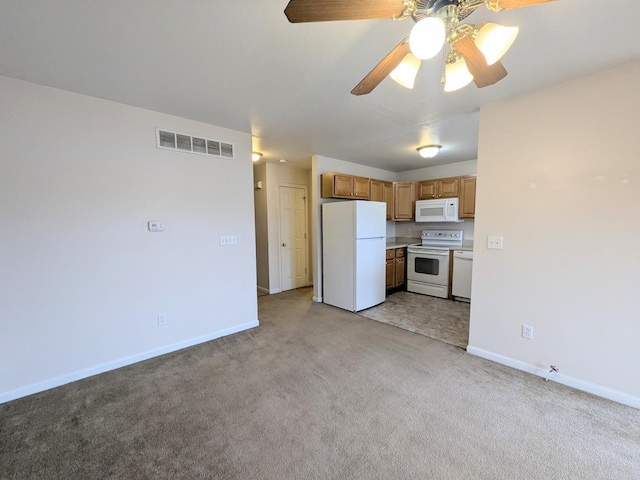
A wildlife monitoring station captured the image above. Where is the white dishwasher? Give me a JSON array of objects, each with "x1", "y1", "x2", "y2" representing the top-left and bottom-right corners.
[{"x1": 452, "y1": 250, "x2": 473, "y2": 300}]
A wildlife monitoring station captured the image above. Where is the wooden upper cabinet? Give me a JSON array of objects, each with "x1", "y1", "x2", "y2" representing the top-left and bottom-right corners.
[
  {"x1": 383, "y1": 181, "x2": 393, "y2": 221},
  {"x1": 417, "y1": 177, "x2": 459, "y2": 200},
  {"x1": 321, "y1": 173, "x2": 370, "y2": 199},
  {"x1": 370, "y1": 179, "x2": 383, "y2": 202},
  {"x1": 417, "y1": 180, "x2": 437, "y2": 200},
  {"x1": 371, "y1": 179, "x2": 394, "y2": 221},
  {"x1": 393, "y1": 182, "x2": 415, "y2": 221},
  {"x1": 353, "y1": 176, "x2": 370, "y2": 198},
  {"x1": 459, "y1": 175, "x2": 477, "y2": 219}
]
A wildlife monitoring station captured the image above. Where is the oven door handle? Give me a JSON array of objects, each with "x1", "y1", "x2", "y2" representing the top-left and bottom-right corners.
[{"x1": 407, "y1": 248, "x2": 449, "y2": 256}]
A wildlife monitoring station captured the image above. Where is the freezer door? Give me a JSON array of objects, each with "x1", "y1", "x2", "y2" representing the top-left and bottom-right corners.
[{"x1": 355, "y1": 201, "x2": 386, "y2": 239}]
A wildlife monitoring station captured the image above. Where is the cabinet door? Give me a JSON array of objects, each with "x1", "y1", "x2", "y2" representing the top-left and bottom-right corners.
[
  {"x1": 383, "y1": 181, "x2": 393, "y2": 221},
  {"x1": 417, "y1": 180, "x2": 437, "y2": 200},
  {"x1": 393, "y1": 182, "x2": 415, "y2": 221},
  {"x1": 370, "y1": 179, "x2": 383, "y2": 202},
  {"x1": 333, "y1": 174, "x2": 354, "y2": 197},
  {"x1": 353, "y1": 176, "x2": 370, "y2": 199},
  {"x1": 395, "y1": 256, "x2": 405, "y2": 288},
  {"x1": 459, "y1": 176, "x2": 477, "y2": 219},
  {"x1": 386, "y1": 259, "x2": 395, "y2": 289},
  {"x1": 438, "y1": 177, "x2": 460, "y2": 198}
]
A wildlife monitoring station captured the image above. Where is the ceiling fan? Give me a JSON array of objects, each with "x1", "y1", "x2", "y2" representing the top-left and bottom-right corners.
[{"x1": 284, "y1": 0, "x2": 557, "y2": 95}]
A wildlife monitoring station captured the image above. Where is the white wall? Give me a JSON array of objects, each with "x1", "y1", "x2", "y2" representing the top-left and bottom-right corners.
[
  {"x1": 265, "y1": 162, "x2": 312, "y2": 293},
  {"x1": 469, "y1": 61, "x2": 640, "y2": 407},
  {"x1": 311, "y1": 156, "x2": 396, "y2": 302},
  {"x1": 0, "y1": 76, "x2": 258, "y2": 402},
  {"x1": 396, "y1": 159, "x2": 477, "y2": 182}
]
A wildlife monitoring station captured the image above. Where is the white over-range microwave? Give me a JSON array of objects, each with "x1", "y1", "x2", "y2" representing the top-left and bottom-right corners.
[{"x1": 415, "y1": 198, "x2": 461, "y2": 223}]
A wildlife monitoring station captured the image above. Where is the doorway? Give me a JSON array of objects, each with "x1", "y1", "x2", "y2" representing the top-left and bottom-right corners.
[{"x1": 279, "y1": 185, "x2": 309, "y2": 291}]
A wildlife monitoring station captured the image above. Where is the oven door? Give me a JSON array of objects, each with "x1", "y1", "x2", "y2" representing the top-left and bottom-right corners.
[{"x1": 407, "y1": 247, "x2": 450, "y2": 286}]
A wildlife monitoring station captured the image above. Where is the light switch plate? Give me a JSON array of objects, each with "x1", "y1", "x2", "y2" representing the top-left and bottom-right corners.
[
  {"x1": 219, "y1": 235, "x2": 238, "y2": 246},
  {"x1": 487, "y1": 236, "x2": 504, "y2": 250}
]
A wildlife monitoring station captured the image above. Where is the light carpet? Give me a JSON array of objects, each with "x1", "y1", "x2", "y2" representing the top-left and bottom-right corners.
[{"x1": 1, "y1": 287, "x2": 638, "y2": 479}]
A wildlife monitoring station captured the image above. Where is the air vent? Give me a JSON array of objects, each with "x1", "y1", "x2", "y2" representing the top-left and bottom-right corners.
[{"x1": 156, "y1": 128, "x2": 234, "y2": 159}]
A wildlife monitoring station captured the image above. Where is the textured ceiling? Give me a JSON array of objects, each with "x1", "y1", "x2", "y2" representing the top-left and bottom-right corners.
[{"x1": 1, "y1": 1, "x2": 639, "y2": 172}]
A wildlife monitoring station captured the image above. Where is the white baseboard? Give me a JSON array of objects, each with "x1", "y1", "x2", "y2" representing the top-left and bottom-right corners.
[
  {"x1": 269, "y1": 288, "x2": 282, "y2": 294},
  {"x1": 257, "y1": 286, "x2": 269, "y2": 294},
  {"x1": 0, "y1": 320, "x2": 259, "y2": 405},
  {"x1": 466, "y1": 346, "x2": 640, "y2": 409},
  {"x1": 312, "y1": 296, "x2": 323, "y2": 303}
]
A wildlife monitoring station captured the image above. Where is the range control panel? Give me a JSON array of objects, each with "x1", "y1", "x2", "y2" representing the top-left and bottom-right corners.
[{"x1": 421, "y1": 230, "x2": 463, "y2": 247}]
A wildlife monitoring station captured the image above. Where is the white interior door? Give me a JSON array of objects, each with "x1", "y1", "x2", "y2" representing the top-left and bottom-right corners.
[{"x1": 279, "y1": 186, "x2": 308, "y2": 291}]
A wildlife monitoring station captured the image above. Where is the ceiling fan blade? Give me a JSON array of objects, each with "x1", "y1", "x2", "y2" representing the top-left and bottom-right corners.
[
  {"x1": 452, "y1": 35, "x2": 507, "y2": 88},
  {"x1": 488, "y1": 0, "x2": 557, "y2": 10},
  {"x1": 284, "y1": 0, "x2": 406, "y2": 23},
  {"x1": 351, "y1": 38, "x2": 411, "y2": 96}
]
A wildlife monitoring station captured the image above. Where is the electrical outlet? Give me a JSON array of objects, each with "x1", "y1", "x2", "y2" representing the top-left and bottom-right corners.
[
  {"x1": 158, "y1": 314, "x2": 167, "y2": 326},
  {"x1": 522, "y1": 324, "x2": 534, "y2": 340}
]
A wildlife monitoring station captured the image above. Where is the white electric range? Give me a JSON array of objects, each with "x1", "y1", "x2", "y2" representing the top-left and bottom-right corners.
[{"x1": 406, "y1": 230, "x2": 463, "y2": 299}]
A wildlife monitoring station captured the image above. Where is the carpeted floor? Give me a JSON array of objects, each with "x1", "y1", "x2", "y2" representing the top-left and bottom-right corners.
[
  {"x1": 357, "y1": 291, "x2": 470, "y2": 349},
  {"x1": 1, "y1": 287, "x2": 638, "y2": 479}
]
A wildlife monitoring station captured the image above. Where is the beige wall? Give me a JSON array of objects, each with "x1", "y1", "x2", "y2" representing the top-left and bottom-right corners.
[
  {"x1": 253, "y1": 163, "x2": 269, "y2": 291},
  {"x1": 469, "y1": 61, "x2": 640, "y2": 406},
  {"x1": 0, "y1": 76, "x2": 258, "y2": 402}
]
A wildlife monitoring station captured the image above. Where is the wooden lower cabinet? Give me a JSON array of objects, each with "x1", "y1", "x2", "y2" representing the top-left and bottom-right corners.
[
  {"x1": 385, "y1": 250, "x2": 395, "y2": 289},
  {"x1": 386, "y1": 247, "x2": 406, "y2": 291}
]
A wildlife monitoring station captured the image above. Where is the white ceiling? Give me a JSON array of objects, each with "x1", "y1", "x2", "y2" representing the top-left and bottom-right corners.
[{"x1": 1, "y1": 1, "x2": 639, "y2": 172}]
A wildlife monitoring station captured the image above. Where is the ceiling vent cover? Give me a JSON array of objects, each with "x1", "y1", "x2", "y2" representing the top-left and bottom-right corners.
[{"x1": 156, "y1": 128, "x2": 234, "y2": 159}]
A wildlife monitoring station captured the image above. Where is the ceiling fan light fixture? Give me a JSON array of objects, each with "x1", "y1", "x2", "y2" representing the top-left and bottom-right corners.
[
  {"x1": 474, "y1": 23, "x2": 519, "y2": 65},
  {"x1": 390, "y1": 53, "x2": 421, "y2": 89},
  {"x1": 444, "y1": 53, "x2": 473, "y2": 92},
  {"x1": 252, "y1": 152, "x2": 263, "y2": 161},
  {"x1": 417, "y1": 145, "x2": 442, "y2": 159},
  {"x1": 409, "y1": 17, "x2": 446, "y2": 60}
]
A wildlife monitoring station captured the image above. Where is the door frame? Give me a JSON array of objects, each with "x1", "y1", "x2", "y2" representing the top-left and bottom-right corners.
[{"x1": 277, "y1": 183, "x2": 310, "y2": 291}]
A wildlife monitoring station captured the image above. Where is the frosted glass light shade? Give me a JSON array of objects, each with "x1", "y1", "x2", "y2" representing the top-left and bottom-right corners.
[
  {"x1": 252, "y1": 152, "x2": 262, "y2": 161},
  {"x1": 390, "y1": 53, "x2": 421, "y2": 89},
  {"x1": 417, "y1": 145, "x2": 441, "y2": 159},
  {"x1": 474, "y1": 23, "x2": 519, "y2": 65},
  {"x1": 444, "y1": 56, "x2": 473, "y2": 92},
  {"x1": 409, "y1": 17, "x2": 446, "y2": 60}
]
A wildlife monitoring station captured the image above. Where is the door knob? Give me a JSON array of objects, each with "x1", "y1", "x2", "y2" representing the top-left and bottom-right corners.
[{"x1": 282, "y1": 243, "x2": 287, "y2": 247}]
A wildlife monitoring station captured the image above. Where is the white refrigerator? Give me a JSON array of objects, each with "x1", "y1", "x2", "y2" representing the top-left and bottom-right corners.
[{"x1": 322, "y1": 201, "x2": 386, "y2": 312}]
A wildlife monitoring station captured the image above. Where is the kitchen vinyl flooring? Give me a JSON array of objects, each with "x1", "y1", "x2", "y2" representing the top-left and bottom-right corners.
[{"x1": 358, "y1": 291, "x2": 470, "y2": 349}]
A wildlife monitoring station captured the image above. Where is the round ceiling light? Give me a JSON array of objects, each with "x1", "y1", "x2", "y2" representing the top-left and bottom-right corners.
[
  {"x1": 417, "y1": 145, "x2": 442, "y2": 159},
  {"x1": 252, "y1": 152, "x2": 263, "y2": 161}
]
